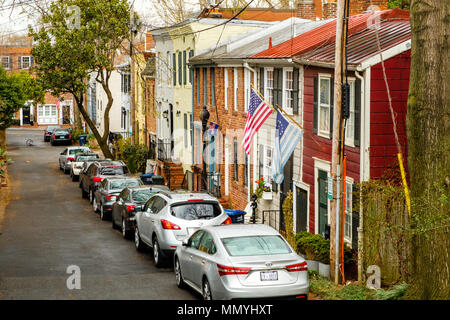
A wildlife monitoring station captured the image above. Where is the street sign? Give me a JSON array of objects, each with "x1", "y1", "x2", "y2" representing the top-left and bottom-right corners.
[{"x1": 327, "y1": 175, "x2": 333, "y2": 200}]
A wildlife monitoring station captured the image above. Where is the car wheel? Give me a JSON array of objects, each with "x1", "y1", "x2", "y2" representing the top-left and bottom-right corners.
[
  {"x1": 122, "y1": 219, "x2": 131, "y2": 239},
  {"x1": 112, "y1": 215, "x2": 117, "y2": 229},
  {"x1": 175, "y1": 257, "x2": 186, "y2": 289},
  {"x1": 134, "y1": 226, "x2": 145, "y2": 252},
  {"x1": 71, "y1": 172, "x2": 77, "y2": 182},
  {"x1": 202, "y1": 278, "x2": 212, "y2": 300},
  {"x1": 152, "y1": 236, "x2": 165, "y2": 268},
  {"x1": 100, "y1": 204, "x2": 107, "y2": 221},
  {"x1": 93, "y1": 197, "x2": 99, "y2": 213},
  {"x1": 63, "y1": 166, "x2": 69, "y2": 174},
  {"x1": 89, "y1": 189, "x2": 94, "y2": 204},
  {"x1": 81, "y1": 185, "x2": 88, "y2": 199}
]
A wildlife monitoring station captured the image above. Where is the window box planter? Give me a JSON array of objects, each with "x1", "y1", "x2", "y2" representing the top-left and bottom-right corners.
[
  {"x1": 262, "y1": 191, "x2": 272, "y2": 200},
  {"x1": 319, "y1": 262, "x2": 330, "y2": 278}
]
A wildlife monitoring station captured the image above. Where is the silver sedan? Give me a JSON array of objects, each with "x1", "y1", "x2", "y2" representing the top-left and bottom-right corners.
[{"x1": 173, "y1": 224, "x2": 309, "y2": 300}]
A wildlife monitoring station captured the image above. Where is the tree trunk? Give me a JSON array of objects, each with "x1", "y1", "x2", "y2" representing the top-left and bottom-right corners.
[
  {"x1": 406, "y1": 0, "x2": 450, "y2": 299},
  {"x1": 0, "y1": 128, "x2": 6, "y2": 151},
  {"x1": 72, "y1": 93, "x2": 113, "y2": 159}
]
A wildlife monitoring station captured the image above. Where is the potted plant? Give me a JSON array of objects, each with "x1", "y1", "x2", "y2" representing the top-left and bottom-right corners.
[
  {"x1": 296, "y1": 232, "x2": 321, "y2": 272},
  {"x1": 316, "y1": 239, "x2": 331, "y2": 278},
  {"x1": 255, "y1": 177, "x2": 272, "y2": 201},
  {"x1": 262, "y1": 184, "x2": 272, "y2": 200}
]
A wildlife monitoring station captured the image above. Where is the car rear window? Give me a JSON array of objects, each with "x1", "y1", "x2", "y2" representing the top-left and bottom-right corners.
[
  {"x1": 100, "y1": 165, "x2": 128, "y2": 175},
  {"x1": 109, "y1": 179, "x2": 141, "y2": 190},
  {"x1": 221, "y1": 236, "x2": 291, "y2": 257},
  {"x1": 69, "y1": 148, "x2": 89, "y2": 155},
  {"x1": 77, "y1": 155, "x2": 98, "y2": 161},
  {"x1": 132, "y1": 189, "x2": 156, "y2": 202},
  {"x1": 170, "y1": 202, "x2": 222, "y2": 221}
]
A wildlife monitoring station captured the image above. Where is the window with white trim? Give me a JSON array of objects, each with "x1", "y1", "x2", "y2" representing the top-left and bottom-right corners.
[
  {"x1": 345, "y1": 80, "x2": 356, "y2": 146},
  {"x1": 265, "y1": 68, "x2": 274, "y2": 106},
  {"x1": 344, "y1": 180, "x2": 353, "y2": 242},
  {"x1": 20, "y1": 56, "x2": 32, "y2": 69},
  {"x1": 258, "y1": 144, "x2": 273, "y2": 187},
  {"x1": 318, "y1": 76, "x2": 331, "y2": 136},
  {"x1": 283, "y1": 68, "x2": 294, "y2": 113},
  {"x1": 298, "y1": 67, "x2": 304, "y2": 123},
  {"x1": 244, "y1": 69, "x2": 250, "y2": 112},
  {"x1": 1, "y1": 56, "x2": 10, "y2": 69},
  {"x1": 167, "y1": 52, "x2": 171, "y2": 86},
  {"x1": 224, "y1": 67, "x2": 228, "y2": 109}
]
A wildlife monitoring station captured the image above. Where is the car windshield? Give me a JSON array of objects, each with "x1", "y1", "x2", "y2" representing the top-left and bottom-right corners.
[
  {"x1": 132, "y1": 189, "x2": 156, "y2": 202},
  {"x1": 54, "y1": 130, "x2": 69, "y2": 134},
  {"x1": 221, "y1": 236, "x2": 291, "y2": 257},
  {"x1": 69, "y1": 148, "x2": 88, "y2": 155},
  {"x1": 100, "y1": 165, "x2": 128, "y2": 175},
  {"x1": 170, "y1": 202, "x2": 222, "y2": 221},
  {"x1": 76, "y1": 155, "x2": 98, "y2": 161},
  {"x1": 109, "y1": 179, "x2": 141, "y2": 190}
]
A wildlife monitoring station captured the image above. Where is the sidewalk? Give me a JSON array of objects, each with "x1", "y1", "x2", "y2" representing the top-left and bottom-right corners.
[{"x1": 8, "y1": 124, "x2": 71, "y2": 130}]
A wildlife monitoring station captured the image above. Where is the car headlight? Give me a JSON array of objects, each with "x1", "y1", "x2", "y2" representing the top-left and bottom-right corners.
[{"x1": 129, "y1": 217, "x2": 136, "y2": 221}]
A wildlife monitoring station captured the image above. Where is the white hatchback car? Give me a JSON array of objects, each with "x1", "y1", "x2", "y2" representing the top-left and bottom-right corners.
[
  {"x1": 174, "y1": 224, "x2": 309, "y2": 300},
  {"x1": 134, "y1": 191, "x2": 232, "y2": 267},
  {"x1": 58, "y1": 146, "x2": 91, "y2": 174}
]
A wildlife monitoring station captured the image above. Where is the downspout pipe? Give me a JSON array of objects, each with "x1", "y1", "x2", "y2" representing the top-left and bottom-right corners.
[
  {"x1": 243, "y1": 62, "x2": 256, "y2": 203},
  {"x1": 355, "y1": 70, "x2": 364, "y2": 283}
]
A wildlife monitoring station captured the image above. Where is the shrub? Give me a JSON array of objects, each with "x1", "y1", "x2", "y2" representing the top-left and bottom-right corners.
[
  {"x1": 71, "y1": 129, "x2": 85, "y2": 141},
  {"x1": 116, "y1": 138, "x2": 149, "y2": 174}
]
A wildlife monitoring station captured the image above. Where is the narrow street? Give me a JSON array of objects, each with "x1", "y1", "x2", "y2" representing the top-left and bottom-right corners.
[{"x1": 0, "y1": 129, "x2": 197, "y2": 300}]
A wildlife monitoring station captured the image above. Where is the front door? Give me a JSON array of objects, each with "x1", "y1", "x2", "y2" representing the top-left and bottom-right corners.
[
  {"x1": 295, "y1": 186, "x2": 308, "y2": 232},
  {"x1": 22, "y1": 106, "x2": 31, "y2": 125},
  {"x1": 62, "y1": 105, "x2": 71, "y2": 124},
  {"x1": 318, "y1": 170, "x2": 328, "y2": 235}
]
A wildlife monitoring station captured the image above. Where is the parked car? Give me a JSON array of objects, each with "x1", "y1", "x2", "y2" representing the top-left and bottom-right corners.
[
  {"x1": 44, "y1": 125, "x2": 61, "y2": 142},
  {"x1": 69, "y1": 152, "x2": 100, "y2": 181},
  {"x1": 58, "y1": 146, "x2": 91, "y2": 174},
  {"x1": 93, "y1": 176, "x2": 143, "y2": 220},
  {"x1": 77, "y1": 159, "x2": 112, "y2": 185},
  {"x1": 50, "y1": 128, "x2": 72, "y2": 146},
  {"x1": 79, "y1": 160, "x2": 130, "y2": 203},
  {"x1": 174, "y1": 224, "x2": 309, "y2": 300},
  {"x1": 112, "y1": 185, "x2": 170, "y2": 239},
  {"x1": 134, "y1": 191, "x2": 232, "y2": 267}
]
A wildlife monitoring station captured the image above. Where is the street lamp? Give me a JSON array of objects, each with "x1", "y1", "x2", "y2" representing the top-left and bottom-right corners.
[{"x1": 199, "y1": 105, "x2": 210, "y2": 191}]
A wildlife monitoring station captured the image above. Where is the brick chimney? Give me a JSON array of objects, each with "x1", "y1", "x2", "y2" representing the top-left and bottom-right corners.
[{"x1": 297, "y1": 0, "x2": 388, "y2": 20}]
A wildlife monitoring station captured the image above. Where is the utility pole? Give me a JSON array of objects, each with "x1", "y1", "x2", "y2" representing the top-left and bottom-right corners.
[
  {"x1": 330, "y1": 0, "x2": 347, "y2": 285},
  {"x1": 130, "y1": 4, "x2": 136, "y2": 144}
]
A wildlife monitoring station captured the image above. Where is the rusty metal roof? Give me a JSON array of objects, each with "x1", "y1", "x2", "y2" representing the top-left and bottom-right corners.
[
  {"x1": 298, "y1": 19, "x2": 410, "y2": 66},
  {"x1": 252, "y1": 8, "x2": 410, "y2": 59}
]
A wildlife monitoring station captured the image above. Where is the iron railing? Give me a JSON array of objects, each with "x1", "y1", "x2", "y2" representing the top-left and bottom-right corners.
[
  {"x1": 181, "y1": 170, "x2": 221, "y2": 198},
  {"x1": 157, "y1": 139, "x2": 172, "y2": 161},
  {"x1": 262, "y1": 210, "x2": 281, "y2": 231}
]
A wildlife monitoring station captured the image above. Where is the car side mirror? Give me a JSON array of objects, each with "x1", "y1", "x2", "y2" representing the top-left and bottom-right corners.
[
  {"x1": 141, "y1": 205, "x2": 145, "y2": 211},
  {"x1": 182, "y1": 239, "x2": 189, "y2": 247}
]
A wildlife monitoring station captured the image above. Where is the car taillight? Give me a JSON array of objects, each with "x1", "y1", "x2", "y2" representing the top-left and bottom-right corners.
[
  {"x1": 45, "y1": 131, "x2": 48, "y2": 134},
  {"x1": 160, "y1": 219, "x2": 181, "y2": 230},
  {"x1": 127, "y1": 205, "x2": 135, "y2": 212},
  {"x1": 67, "y1": 157, "x2": 75, "y2": 162},
  {"x1": 188, "y1": 199, "x2": 204, "y2": 202},
  {"x1": 285, "y1": 262, "x2": 307, "y2": 272},
  {"x1": 52, "y1": 134, "x2": 55, "y2": 139},
  {"x1": 68, "y1": 134, "x2": 72, "y2": 139},
  {"x1": 221, "y1": 217, "x2": 232, "y2": 225},
  {"x1": 217, "y1": 264, "x2": 251, "y2": 276},
  {"x1": 93, "y1": 176, "x2": 103, "y2": 183},
  {"x1": 105, "y1": 194, "x2": 116, "y2": 200}
]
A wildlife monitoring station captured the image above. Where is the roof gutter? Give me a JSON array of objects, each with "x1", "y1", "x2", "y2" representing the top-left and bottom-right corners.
[{"x1": 292, "y1": 57, "x2": 357, "y2": 70}]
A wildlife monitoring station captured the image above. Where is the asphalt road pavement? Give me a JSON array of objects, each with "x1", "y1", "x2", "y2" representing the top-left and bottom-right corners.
[{"x1": 0, "y1": 129, "x2": 198, "y2": 300}]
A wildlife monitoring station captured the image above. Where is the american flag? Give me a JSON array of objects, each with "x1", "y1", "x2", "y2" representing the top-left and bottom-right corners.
[
  {"x1": 208, "y1": 122, "x2": 219, "y2": 136},
  {"x1": 272, "y1": 109, "x2": 303, "y2": 184},
  {"x1": 242, "y1": 88, "x2": 273, "y2": 154}
]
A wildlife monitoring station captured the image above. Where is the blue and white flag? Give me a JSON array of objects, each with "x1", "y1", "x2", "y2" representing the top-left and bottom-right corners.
[{"x1": 272, "y1": 110, "x2": 303, "y2": 184}]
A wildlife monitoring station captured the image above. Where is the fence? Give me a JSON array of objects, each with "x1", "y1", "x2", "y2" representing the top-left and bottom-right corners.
[
  {"x1": 157, "y1": 139, "x2": 171, "y2": 161},
  {"x1": 261, "y1": 210, "x2": 281, "y2": 232},
  {"x1": 181, "y1": 170, "x2": 221, "y2": 198},
  {"x1": 360, "y1": 180, "x2": 411, "y2": 286}
]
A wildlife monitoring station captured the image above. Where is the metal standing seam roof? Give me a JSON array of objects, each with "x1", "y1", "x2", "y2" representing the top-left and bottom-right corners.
[
  {"x1": 252, "y1": 8, "x2": 410, "y2": 59},
  {"x1": 298, "y1": 19, "x2": 411, "y2": 66},
  {"x1": 190, "y1": 18, "x2": 329, "y2": 62}
]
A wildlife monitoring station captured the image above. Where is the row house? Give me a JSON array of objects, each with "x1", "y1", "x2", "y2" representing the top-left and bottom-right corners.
[
  {"x1": 189, "y1": 5, "x2": 409, "y2": 251},
  {"x1": 150, "y1": 8, "x2": 290, "y2": 188},
  {"x1": 189, "y1": 17, "x2": 329, "y2": 211},
  {"x1": 1, "y1": 38, "x2": 74, "y2": 127}
]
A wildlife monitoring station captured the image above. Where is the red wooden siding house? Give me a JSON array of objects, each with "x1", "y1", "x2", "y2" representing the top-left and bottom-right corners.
[{"x1": 253, "y1": 9, "x2": 411, "y2": 249}]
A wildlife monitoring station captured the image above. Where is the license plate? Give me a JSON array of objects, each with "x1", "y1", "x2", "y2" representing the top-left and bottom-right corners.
[
  {"x1": 60, "y1": 136, "x2": 65, "y2": 139},
  {"x1": 260, "y1": 271, "x2": 278, "y2": 281}
]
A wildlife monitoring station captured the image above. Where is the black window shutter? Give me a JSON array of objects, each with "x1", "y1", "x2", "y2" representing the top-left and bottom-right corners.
[
  {"x1": 172, "y1": 53, "x2": 176, "y2": 86},
  {"x1": 293, "y1": 68, "x2": 299, "y2": 115},
  {"x1": 183, "y1": 51, "x2": 186, "y2": 85},
  {"x1": 351, "y1": 184, "x2": 360, "y2": 250},
  {"x1": 329, "y1": 77, "x2": 334, "y2": 139},
  {"x1": 273, "y1": 68, "x2": 282, "y2": 107},
  {"x1": 354, "y1": 79, "x2": 361, "y2": 147},
  {"x1": 189, "y1": 50, "x2": 194, "y2": 83},
  {"x1": 313, "y1": 75, "x2": 318, "y2": 134},
  {"x1": 30, "y1": 56, "x2": 34, "y2": 67},
  {"x1": 18, "y1": 56, "x2": 22, "y2": 69},
  {"x1": 178, "y1": 52, "x2": 182, "y2": 85},
  {"x1": 259, "y1": 67, "x2": 264, "y2": 94}
]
